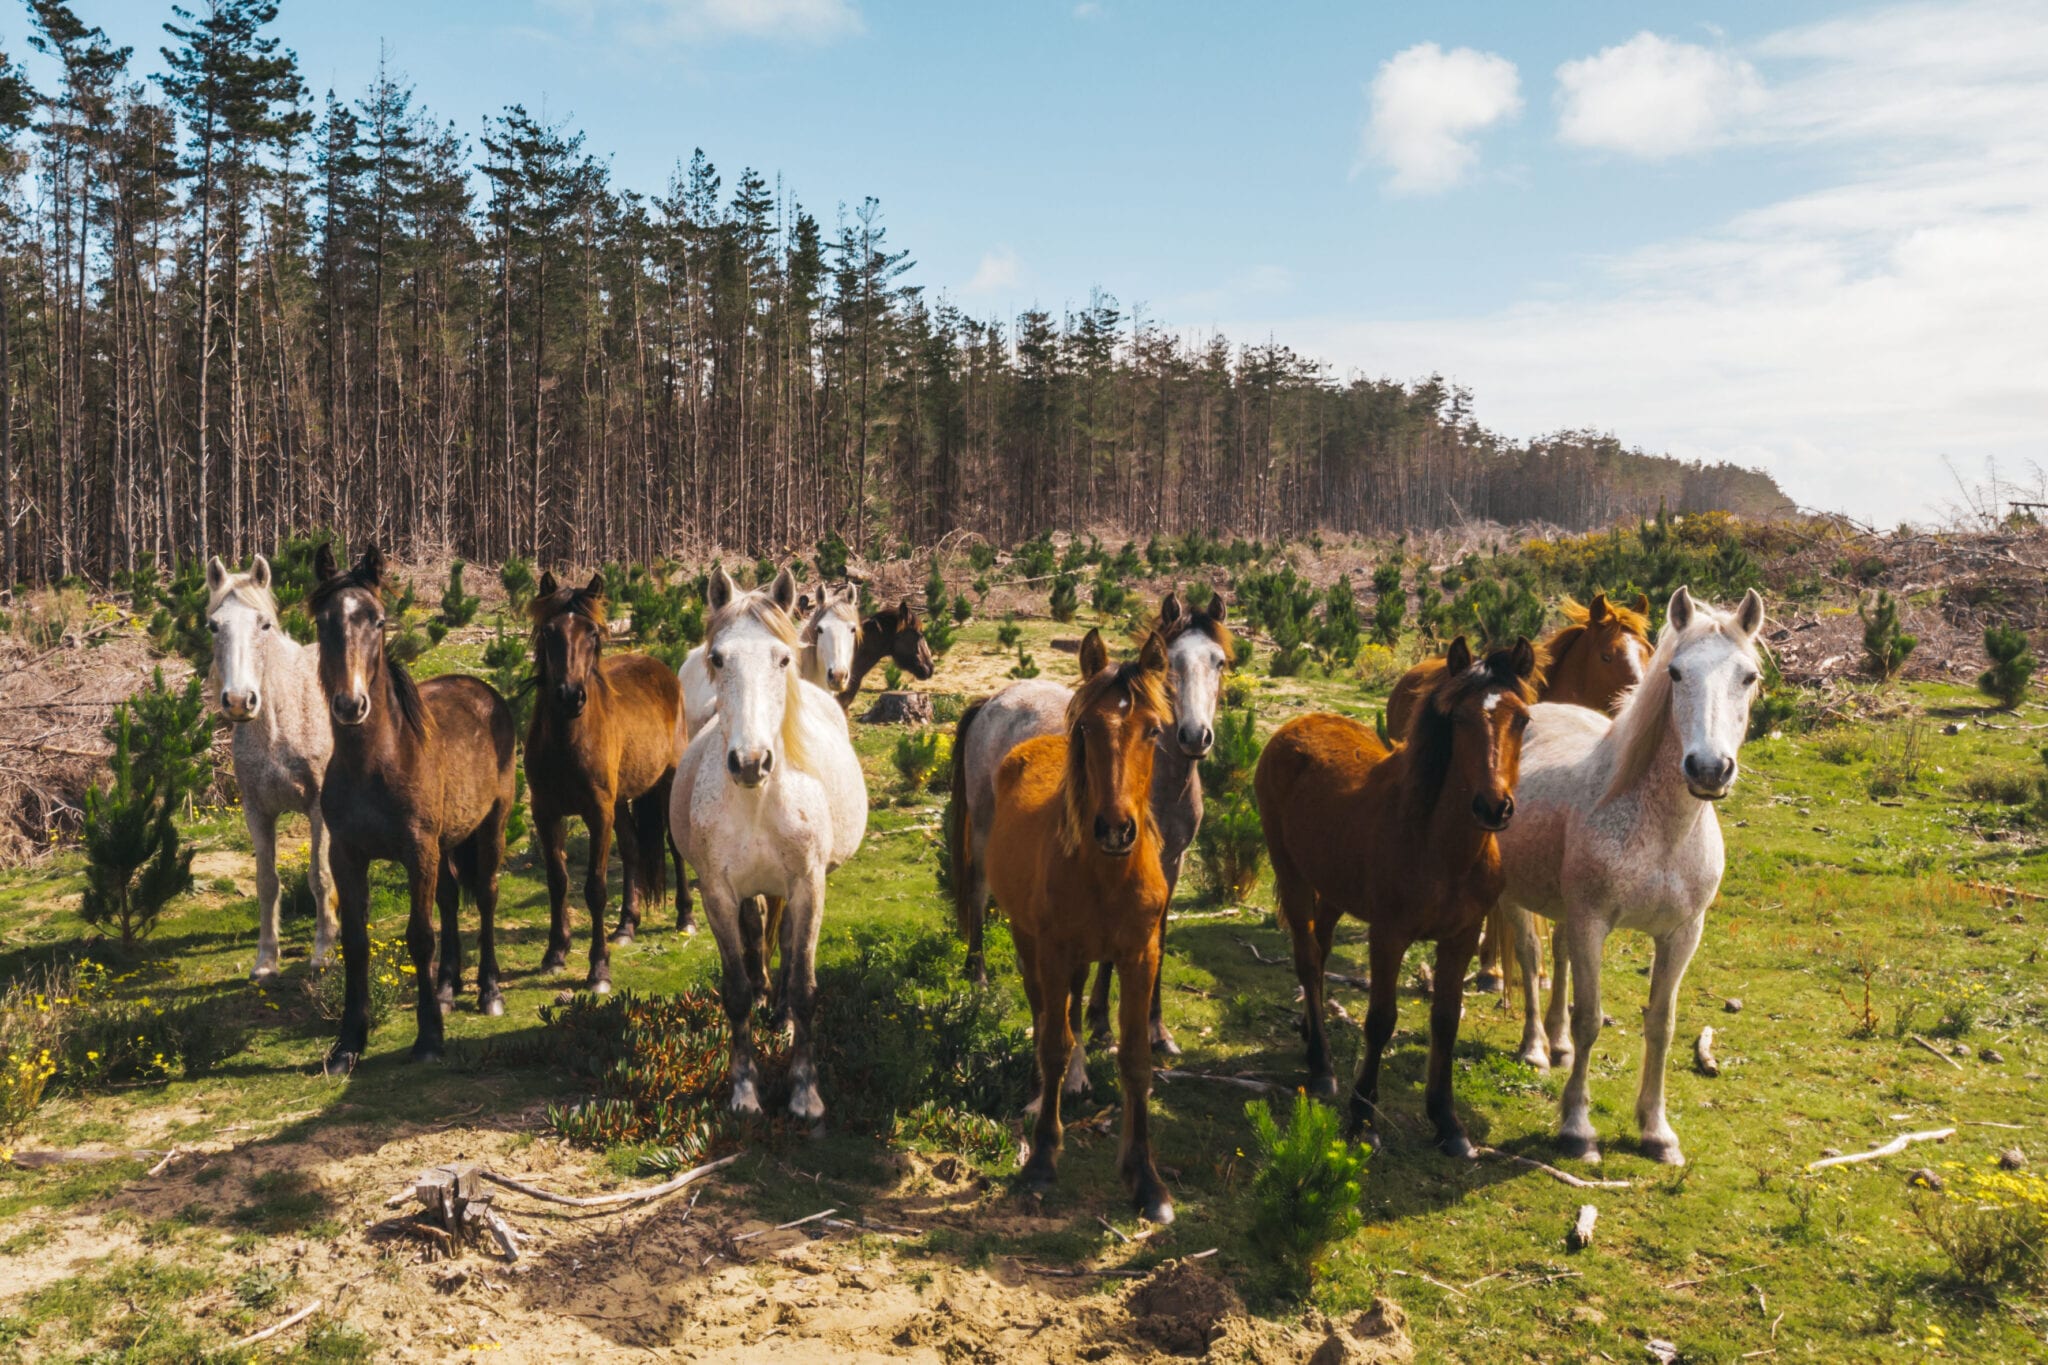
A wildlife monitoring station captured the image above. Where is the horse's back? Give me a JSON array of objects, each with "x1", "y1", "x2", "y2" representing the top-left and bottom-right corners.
[
  {"x1": 794, "y1": 681, "x2": 866, "y2": 867},
  {"x1": 420, "y1": 674, "x2": 516, "y2": 837},
  {"x1": 962, "y1": 679, "x2": 1071, "y2": 844},
  {"x1": 1496, "y1": 702, "x2": 1613, "y2": 915},
  {"x1": 985, "y1": 733, "x2": 1066, "y2": 932},
  {"x1": 1383, "y1": 658, "x2": 1443, "y2": 740},
  {"x1": 1255, "y1": 713, "x2": 1390, "y2": 907},
  {"x1": 603, "y1": 651, "x2": 685, "y2": 791}
]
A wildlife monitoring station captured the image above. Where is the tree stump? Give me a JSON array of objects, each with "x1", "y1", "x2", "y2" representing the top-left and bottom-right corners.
[
  {"x1": 390, "y1": 1163, "x2": 521, "y2": 1261},
  {"x1": 862, "y1": 691, "x2": 933, "y2": 726}
]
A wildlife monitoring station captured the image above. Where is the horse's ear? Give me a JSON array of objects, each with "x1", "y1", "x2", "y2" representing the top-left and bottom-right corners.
[
  {"x1": 1444, "y1": 636, "x2": 1472, "y2": 676},
  {"x1": 1633, "y1": 592, "x2": 1651, "y2": 617},
  {"x1": 205, "y1": 556, "x2": 228, "y2": 592},
  {"x1": 250, "y1": 554, "x2": 272, "y2": 591},
  {"x1": 1588, "y1": 592, "x2": 1610, "y2": 622},
  {"x1": 586, "y1": 572, "x2": 605, "y2": 599},
  {"x1": 769, "y1": 567, "x2": 798, "y2": 613},
  {"x1": 313, "y1": 542, "x2": 338, "y2": 583},
  {"x1": 706, "y1": 566, "x2": 735, "y2": 611},
  {"x1": 1138, "y1": 630, "x2": 1169, "y2": 676},
  {"x1": 1509, "y1": 636, "x2": 1538, "y2": 681},
  {"x1": 1210, "y1": 595, "x2": 1227, "y2": 622},
  {"x1": 1159, "y1": 592, "x2": 1182, "y2": 632},
  {"x1": 1667, "y1": 586, "x2": 1695, "y2": 632},
  {"x1": 357, "y1": 544, "x2": 385, "y2": 587},
  {"x1": 1078, "y1": 628, "x2": 1109, "y2": 679},
  {"x1": 539, "y1": 571, "x2": 558, "y2": 598},
  {"x1": 1736, "y1": 587, "x2": 1766, "y2": 638},
  {"x1": 899, "y1": 598, "x2": 918, "y2": 626}
]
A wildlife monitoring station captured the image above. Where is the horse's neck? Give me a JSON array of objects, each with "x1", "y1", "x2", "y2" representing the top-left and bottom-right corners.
[
  {"x1": 1384, "y1": 745, "x2": 1493, "y2": 874},
  {"x1": 331, "y1": 672, "x2": 417, "y2": 779},
  {"x1": 1150, "y1": 737, "x2": 1198, "y2": 803},
  {"x1": 246, "y1": 632, "x2": 317, "y2": 747},
  {"x1": 1600, "y1": 710, "x2": 1706, "y2": 844},
  {"x1": 1539, "y1": 633, "x2": 1583, "y2": 703},
  {"x1": 846, "y1": 624, "x2": 887, "y2": 690}
]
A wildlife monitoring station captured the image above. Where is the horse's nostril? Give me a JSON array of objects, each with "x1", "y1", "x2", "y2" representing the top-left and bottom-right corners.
[
  {"x1": 727, "y1": 750, "x2": 742, "y2": 775},
  {"x1": 760, "y1": 751, "x2": 773, "y2": 773},
  {"x1": 1094, "y1": 815, "x2": 1111, "y2": 842}
]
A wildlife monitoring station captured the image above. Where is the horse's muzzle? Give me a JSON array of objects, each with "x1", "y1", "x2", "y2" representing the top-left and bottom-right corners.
[
  {"x1": 1471, "y1": 793, "x2": 1515, "y2": 832},
  {"x1": 556, "y1": 684, "x2": 588, "y2": 718},
  {"x1": 221, "y1": 689, "x2": 260, "y2": 723},
  {"x1": 727, "y1": 747, "x2": 773, "y2": 788},
  {"x1": 1094, "y1": 814, "x2": 1138, "y2": 856},
  {"x1": 826, "y1": 669, "x2": 850, "y2": 692},
  {"x1": 1176, "y1": 724, "x2": 1214, "y2": 759},
  {"x1": 331, "y1": 692, "x2": 370, "y2": 726},
  {"x1": 1684, "y1": 753, "x2": 1737, "y2": 800}
]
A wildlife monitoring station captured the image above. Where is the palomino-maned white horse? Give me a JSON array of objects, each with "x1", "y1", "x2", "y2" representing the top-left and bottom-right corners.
[
  {"x1": 1497, "y1": 585, "x2": 1765, "y2": 1166},
  {"x1": 678, "y1": 580, "x2": 860, "y2": 737},
  {"x1": 205, "y1": 555, "x2": 339, "y2": 979},
  {"x1": 668, "y1": 567, "x2": 867, "y2": 1120}
]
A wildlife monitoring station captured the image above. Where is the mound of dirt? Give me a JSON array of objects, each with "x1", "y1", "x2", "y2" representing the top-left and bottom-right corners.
[{"x1": 1125, "y1": 1259, "x2": 1246, "y2": 1355}]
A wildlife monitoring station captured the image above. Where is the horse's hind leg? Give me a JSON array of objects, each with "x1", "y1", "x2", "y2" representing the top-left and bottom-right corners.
[
  {"x1": 630, "y1": 783, "x2": 671, "y2": 938},
  {"x1": 1273, "y1": 857, "x2": 1336, "y2": 1095},
  {"x1": 1062, "y1": 964, "x2": 1091, "y2": 1098},
  {"x1": 1147, "y1": 910, "x2": 1177, "y2": 1056},
  {"x1": 671, "y1": 836, "x2": 696, "y2": 934},
  {"x1": 408, "y1": 857, "x2": 448, "y2": 1062},
  {"x1": 766, "y1": 897, "x2": 791, "y2": 1033},
  {"x1": 461, "y1": 834, "x2": 505, "y2": 1017},
  {"x1": 703, "y1": 890, "x2": 764, "y2": 1116},
  {"x1": 610, "y1": 796, "x2": 641, "y2": 947},
  {"x1": 1545, "y1": 920, "x2": 1573, "y2": 1067},
  {"x1": 1556, "y1": 917, "x2": 1607, "y2": 1163},
  {"x1": 1474, "y1": 919, "x2": 1503, "y2": 995},
  {"x1": 1115, "y1": 944, "x2": 1172, "y2": 1224},
  {"x1": 739, "y1": 897, "x2": 770, "y2": 999},
  {"x1": 1346, "y1": 931, "x2": 1407, "y2": 1145},
  {"x1": 306, "y1": 801, "x2": 339, "y2": 968},
  {"x1": 1084, "y1": 960, "x2": 1114, "y2": 1048},
  {"x1": 1510, "y1": 907, "x2": 1550, "y2": 1069},
  {"x1": 583, "y1": 802, "x2": 618, "y2": 992},
  {"x1": 1423, "y1": 925, "x2": 1483, "y2": 1158},
  {"x1": 247, "y1": 807, "x2": 283, "y2": 981},
  {"x1": 537, "y1": 809, "x2": 573, "y2": 973},
  {"x1": 1635, "y1": 914, "x2": 1704, "y2": 1166},
  {"x1": 434, "y1": 853, "x2": 462, "y2": 1013},
  {"x1": 782, "y1": 872, "x2": 828, "y2": 1122}
]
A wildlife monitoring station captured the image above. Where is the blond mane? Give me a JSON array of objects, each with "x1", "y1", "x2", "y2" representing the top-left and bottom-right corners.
[
  {"x1": 1602, "y1": 600, "x2": 1762, "y2": 805},
  {"x1": 207, "y1": 572, "x2": 282, "y2": 628},
  {"x1": 707, "y1": 590, "x2": 817, "y2": 775}
]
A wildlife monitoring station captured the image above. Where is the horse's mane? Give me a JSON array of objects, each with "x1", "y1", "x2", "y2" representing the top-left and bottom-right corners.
[
  {"x1": 706, "y1": 589, "x2": 817, "y2": 774},
  {"x1": 308, "y1": 562, "x2": 432, "y2": 741},
  {"x1": 1162, "y1": 604, "x2": 1234, "y2": 661},
  {"x1": 206, "y1": 572, "x2": 281, "y2": 628},
  {"x1": 1601, "y1": 600, "x2": 1761, "y2": 805},
  {"x1": 1057, "y1": 659, "x2": 1171, "y2": 856},
  {"x1": 800, "y1": 590, "x2": 858, "y2": 645},
  {"x1": 527, "y1": 582, "x2": 607, "y2": 641},
  {"x1": 1546, "y1": 594, "x2": 1650, "y2": 670},
  {"x1": 1403, "y1": 647, "x2": 1538, "y2": 822}
]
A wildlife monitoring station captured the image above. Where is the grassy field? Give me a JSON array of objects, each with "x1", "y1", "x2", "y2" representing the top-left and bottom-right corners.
[{"x1": 0, "y1": 598, "x2": 2045, "y2": 1362}]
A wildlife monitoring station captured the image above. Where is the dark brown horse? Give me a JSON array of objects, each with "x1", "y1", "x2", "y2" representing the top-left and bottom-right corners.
[
  {"x1": 975, "y1": 630, "x2": 1177, "y2": 1222},
  {"x1": 527, "y1": 571, "x2": 685, "y2": 992},
  {"x1": 1255, "y1": 636, "x2": 1536, "y2": 1151},
  {"x1": 310, "y1": 544, "x2": 517, "y2": 1072},
  {"x1": 836, "y1": 600, "x2": 934, "y2": 709}
]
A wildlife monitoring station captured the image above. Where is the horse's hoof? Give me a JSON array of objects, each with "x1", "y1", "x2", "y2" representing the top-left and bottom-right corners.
[
  {"x1": 1439, "y1": 1133, "x2": 1476, "y2": 1160},
  {"x1": 1548, "y1": 1048, "x2": 1575, "y2": 1071},
  {"x1": 1556, "y1": 1133, "x2": 1601, "y2": 1164},
  {"x1": 409, "y1": 1042, "x2": 445, "y2": 1065},
  {"x1": 1151, "y1": 1030, "x2": 1182, "y2": 1058},
  {"x1": 1020, "y1": 1163, "x2": 1057, "y2": 1197},
  {"x1": 788, "y1": 1088, "x2": 826, "y2": 1122},
  {"x1": 609, "y1": 926, "x2": 635, "y2": 946},
  {"x1": 730, "y1": 1084, "x2": 763, "y2": 1117},
  {"x1": 1640, "y1": 1135, "x2": 1686, "y2": 1166},
  {"x1": 1138, "y1": 1194, "x2": 1175, "y2": 1226},
  {"x1": 1473, "y1": 971, "x2": 1502, "y2": 994},
  {"x1": 677, "y1": 919, "x2": 698, "y2": 936},
  {"x1": 592, "y1": 979, "x2": 612, "y2": 997},
  {"x1": 1308, "y1": 1073, "x2": 1339, "y2": 1098},
  {"x1": 540, "y1": 950, "x2": 569, "y2": 974},
  {"x1": 322, "y1": 1050, "x2": 358, "y2": 1078},
  {"x1": 479, "y1": 993, "x2": 505, "y2": 1018}
]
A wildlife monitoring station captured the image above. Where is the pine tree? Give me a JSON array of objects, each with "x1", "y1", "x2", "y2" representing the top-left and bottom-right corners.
[
  {"x1": 1978, "y1": 625, "x2": 2034, "y2": 709},
  {"x1": 1860, "y1": 590, "x2": 1916, "y2": 681},
  {"x1": 440, "y1": 559, "x2": 480, "y2": 627},
  {"x1": 80, "y1": 669, "x2": 207, "y2": 950}
]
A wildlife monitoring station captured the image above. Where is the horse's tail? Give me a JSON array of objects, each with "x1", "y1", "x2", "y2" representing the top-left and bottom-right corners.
[{"x1": 948, "y1": 698, "x2": 988, "y2": 942}]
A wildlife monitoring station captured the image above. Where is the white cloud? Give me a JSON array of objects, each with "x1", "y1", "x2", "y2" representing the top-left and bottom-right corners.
[
  {"x1": 546, "y1": 0, "x2": 862, "y2": 44},
  {"x1": 963, "y1": 247, "x2": 1022, "y2": 297},
  {"x1": 1260, "y1": 2, "x2": 2048, "y2": 524},
  {"x1": 1360, "y1": 43, "x2": 1522, "y2": 194},
  {"x1": 1072, "y1": 2, "x2": 1103, "y2": 18},
  {"x1": 1556, "y1": 32, "x2": 1764, "y2": 158}
]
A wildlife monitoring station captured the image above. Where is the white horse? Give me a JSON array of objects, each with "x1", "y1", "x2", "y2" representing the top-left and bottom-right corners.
[
  {"x1": 1497, "y1": 585, "x2": 1764, "y2": 1166},
  {"x1": 204, "y1": 555, "x2": 339, "y2": 979},
  {"x1": 678, "y1": 579, "x2": 860, "y2": 738},
  {"x1": 668, "y1": 567, "x2": 867, "y2": 1120}
]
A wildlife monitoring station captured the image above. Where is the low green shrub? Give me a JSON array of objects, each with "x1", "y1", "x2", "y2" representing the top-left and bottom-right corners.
[{"x1": 1245, "y1": 1091, "x2": 1368, "y2": 1294}]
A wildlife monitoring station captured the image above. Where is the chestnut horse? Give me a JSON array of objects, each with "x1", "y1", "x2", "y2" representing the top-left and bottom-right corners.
[
  {"x1": 1255, "y1": 636, "x2": 1536, "y2": 1152},
  {"x1": 309, "y1": 545, "x2": 516, "y2": 1072},
  {"x1": 1385, "y1": 592, "x2": 1651, "y2": 990},
  {"x1": 837, "y1": 600, "x2": 934, "y2": 709},
  {"x1": 977, "y1": 630, "x2": 1177, "y2": 1223},
  {"x1": 527, "y1": 571, "x2": 684, "y2": 992}
]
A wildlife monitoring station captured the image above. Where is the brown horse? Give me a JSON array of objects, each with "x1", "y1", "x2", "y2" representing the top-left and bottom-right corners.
[
  {"x1": 976, "y1": 630, "x2": 1177, "y2": 1223},
  {"x1": 1385, "y1": 592, "x2": 1651, "y2": 988},
  {"x1": 836, "y1": 600, "x2": 934, "y2": 709},
  {"x1": 527, "y1": 571, "x2": 685, "y2": 992},
  {"x1": 310, "y1": 544, "x2": 517, "y2": 1073},
  {"x1": 1255, "y1": 636, "x2": 1536, "y2": 1152}
]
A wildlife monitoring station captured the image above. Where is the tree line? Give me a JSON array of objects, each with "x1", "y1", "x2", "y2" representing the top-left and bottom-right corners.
[{"x1": 0, "y1": 0, "x2": 1793, "y2": 588}]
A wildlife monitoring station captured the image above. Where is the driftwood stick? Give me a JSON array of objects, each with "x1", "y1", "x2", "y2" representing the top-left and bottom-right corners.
[
  {"x1": 1806, "y1": 1128, "x2": 1957, "y2": 1172},
  {"x1": 733, "y1": 1207, "x2": 838, "y2": 1243},
  {"x1": 1908, "y1": 1034, "x2": 1965, "y2": 1070},
  {"x1": 1695, "y1": 1027, "x2": 1720, "y2": 1077},
  {"x1": 229, "y1": 1300, "x2": 322, "y2": 1349},
  {"x1": 480, "y1": 1152, "x2": 740, "y2": 1208},
  {"x1": 145, "y1": 1147, "x2": 182, "y2": 1178},
  {"x1": 1473, "y1": 1146, "x2": 1633, "y2": 1190},
  {"x1": 1151, "y1": 1067, "x2": 1289, "y2": 1096}
]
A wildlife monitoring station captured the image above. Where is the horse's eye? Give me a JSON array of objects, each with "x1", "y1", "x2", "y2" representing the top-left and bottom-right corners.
[
  {"x1": 262, "y1": 621, "x2": 272, "y2": 632},
  {"x1": 709, "y1": 651, "x2": 723, "y2": 670},
  {"x1": 777, "y1": 655, "x2": 790, "y2": 669},
  {"x1": 1667, "y1": 665, "x2": 1681, "y2": 681},
  {"x1": 1741, "y1": 671, "x2": 1759, "y2": 688},
  {"x1": 375, "y1": 617, "x2": 387, "y2": 629},
  {"x1": 206, "y1": 619, "x2": 218, "y2": 633}
]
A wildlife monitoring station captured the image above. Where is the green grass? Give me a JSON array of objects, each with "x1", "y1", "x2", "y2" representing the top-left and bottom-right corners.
[{"x1": 1, "y1": 602, "x2": 2045, "y2": 1358}]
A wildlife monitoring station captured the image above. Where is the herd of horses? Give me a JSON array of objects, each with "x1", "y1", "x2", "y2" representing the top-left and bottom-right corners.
[{"x1": 198, "y1": 543, "x2": 1766, "y2": 1223}]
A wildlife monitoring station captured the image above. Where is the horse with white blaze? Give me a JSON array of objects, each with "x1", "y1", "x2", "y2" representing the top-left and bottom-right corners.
[
  {"x1": 668, "y1": 567, "x2": 867, "y2": 1120},
  {"x1": 1496, "y1": 585, "x2": 1766, "y2": 1166}
]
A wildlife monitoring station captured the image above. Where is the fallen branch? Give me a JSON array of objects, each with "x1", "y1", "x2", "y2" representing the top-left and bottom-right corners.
[
  {"x1": 480, "y1": 1152, "x2": 740, "y2": 1208},
  {"x1": 1238, "y1": 938, "x2": 1369, "y2": 988},
  {"x1": 229, "y1": 1300, "x2": 321, "y2": 1349},
  {"x1": 1152, "y1": 1067, "x2": 1289, "y2": 1096},
  {"x1": 1806, "y1": 1128, "x2": 1957, "y2": 1172},
  {"x1": 1473, "y1": 1146, "x2": 1633, "y2": 1190},
  {"x1": 1695, "y1": 1027, "x2": 1720, "y2": 1077},
  {"x1": 1385, "y1": 1267, "x2": 1466, "y2": 1298},
  {"x1": 733, "y1": 1207, "x2": 838, "y2": 1243},
  {"x1": 1908, "y1": 1034, "x2": 1965, "y2": 1071},
  {"x1": 145, "y1": 1148, "x2": 183, "y2": 1178}
]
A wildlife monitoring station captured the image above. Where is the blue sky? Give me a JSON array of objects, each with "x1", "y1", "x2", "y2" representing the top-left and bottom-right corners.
[{"x1": 46, "y1": 1, "x2": 2048, "y2": 523}]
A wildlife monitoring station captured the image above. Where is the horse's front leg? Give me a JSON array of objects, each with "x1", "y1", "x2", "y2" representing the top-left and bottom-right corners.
[
  {"x1": 247, "y1": 807, "x2": 283, "y2": 981},
  {"x1": 1510, "y1": 907, "x2": 1550, "y2": 1070},
  {"x1": 1557, "y1": 917, "x2": 1608, "y2": 1162},
  {"x1": 1021, "y1": 953, "x2": 1074, "y2": 1195},
  {"x1": 583, "y1": 800, "x2": 617, "y2": 992},
  {"x1": 306, "y1": 801, "x2": 339, "y2": 968},
  {"x1": 1346, "y1": 931, "x2": 1408, "y2": 1144},
  {"x1": 610, "y1": 794, "x2": 641, "y2": 946},
  {"x1": 537, "y1": 809, "x2": 573, "y2": 973},
  {"x1": 1636, "y1": 913, "x2": 1704, "y2": 1166},
  {"x1": 783, "y1": 872, "x2": 828, "y2": 1122},
  {"x1": 1147, "y1": 903, "x2": 1177, "y2": 1056},
  {"x1": 1425, "y1": 925, "x2": 1484, "y2": 1158},
  {"x1": 324, "y1": 846, "x2": 373, "y2": 1076},
  {"x1": 1115, "y1": 944, "x2": 1173, "y2": 1224},
  {"x1": 409, "y1": 857, "x2": 448, "y2": 1062},
  {"x1": 1273, "y1": 864, "x2": 1335, "y2": 1094},
  {"x1": 702, "y1": 888, "x2": 763, "y2": 1116},
  {"x1": 1545, "y1": 919, "x2": 1573, "y2": 1066},
  {"x1": 433, "y1": 857, "x2": 461, "y2": 1014},
  {"x1": 472, "y1": 819, "x2": 507, "y2": 1018}
]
